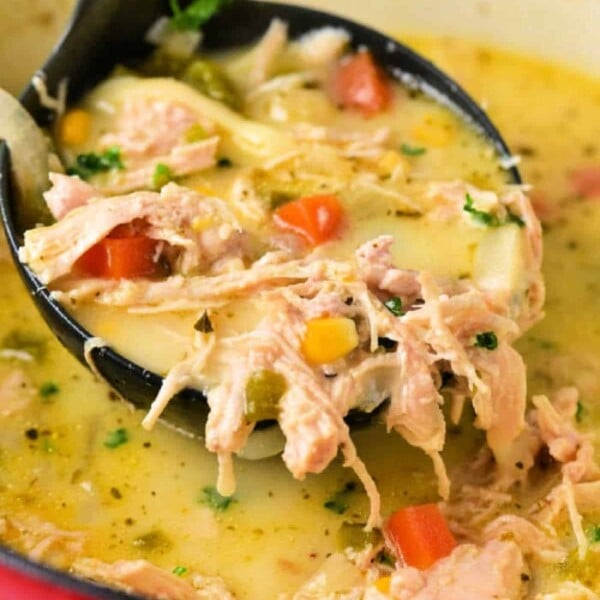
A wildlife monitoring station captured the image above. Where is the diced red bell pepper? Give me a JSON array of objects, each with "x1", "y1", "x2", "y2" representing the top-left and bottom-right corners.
[{"x1": 331, "y1": 51, "x2": 393, "y2": 116}]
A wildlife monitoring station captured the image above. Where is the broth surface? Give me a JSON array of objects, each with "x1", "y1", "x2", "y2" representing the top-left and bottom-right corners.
[{"x1": 1, "y1": 34, "x2": 600, "y2": 598}]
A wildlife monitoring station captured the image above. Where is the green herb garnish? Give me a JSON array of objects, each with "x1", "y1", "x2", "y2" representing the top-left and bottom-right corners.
[
  {"x1": 507, "y1": 212, "x2": 526, "y2": 228},
  {"x1": 384, "y1": 296, "x2": 404, "y2": 317},
  {"x1": 324, "y1": 482, "x2": 356, "y2": 515},
  {"x1": 400, "y1": 143, "x2": 426, "y2": 157},
  {"x1": 589, "y1": 525, "x2": 600, "y2": 543},
  {"x1": 474, "y1": 331, "x2": 498, "y2": 350},
  {"x1": 463, "y1": 193, "x2": 501, "y2": 227},
  {"x1": 200, "y1": 486, "x2": 235, "y2": 512},
  {"x1": 39, "y1": 381, "x2": 59, "y2": 399},
  {"x1": 67, "y1": 147, "x2": 124, "y2": 180},
  {"x1": 172, "y1": 566, "x2": 188, "y2": 576},
  {"x1": 152, "y1": 163, "x2": 174, "y2": 189},
  {"x1": 464, "y1": 193, "x2": 525, "y2": 228},
  {"x1": 104, "y1": 428, "x2": 129, "y2": 449},
  {"x1": 169, "y1": 0, "x2": 232, "y2": 31},
  {"x1": 576, "y1": 401, "x2": 585, "y2": 423}
]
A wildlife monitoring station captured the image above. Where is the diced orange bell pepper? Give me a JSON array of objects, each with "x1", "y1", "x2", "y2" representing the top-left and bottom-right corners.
[
  {"x1": 384, "y1": 503, "x2": 456, "y2": 570},
  {"x1": 273, "y1": 195, "x2": 343, "y2": 245}
]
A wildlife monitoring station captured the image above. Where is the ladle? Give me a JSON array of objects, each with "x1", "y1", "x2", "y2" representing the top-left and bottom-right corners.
[{"x1": 0, "y1": 0, "x2": 521, "y2": 438}]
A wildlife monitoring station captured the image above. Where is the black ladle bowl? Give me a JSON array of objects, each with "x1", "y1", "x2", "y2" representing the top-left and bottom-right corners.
[{"x1": 0, "y1": 0, "x2": 521, "y2": 438}]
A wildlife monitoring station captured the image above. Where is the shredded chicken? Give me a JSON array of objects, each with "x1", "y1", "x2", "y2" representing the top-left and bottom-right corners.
[
  {"x1": 0, "y1": 516, "x2": 84, "y2": 568},
  {"x1": 389, "y1": 540, "x2": 524, "y2": 600},
  {"x1": 22, "y1": 182, "x2": 242, "y2": 283},
  {"x1": 0, "y1": 367, "x2": 36, "y2": 416},
  {"x1": 44, "y1": 172, "x2": 100, "y2": 219},
  {"x1": 73, "y1": 558, "x2": 235, "y2": 600}
]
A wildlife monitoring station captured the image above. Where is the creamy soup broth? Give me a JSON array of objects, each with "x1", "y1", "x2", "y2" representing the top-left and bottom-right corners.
[{"x1": 0, "y1": 33, "x2": 599, "y2": 598}]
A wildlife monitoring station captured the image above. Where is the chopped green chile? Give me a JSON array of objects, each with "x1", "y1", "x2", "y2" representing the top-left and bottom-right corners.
[
  {"x1": 337, "y1": 522, "x2": 382, "y2": 550},
  {"x1": 182, "y1": 60, "x2": 239, "y2": 108},
  {"x1": 245, "y1": 369, "x2": 287, "y2": 422},
  {"x1": 152, "y1": 163, "x2": 174, "y2": 189},
  {"x1": 323, "y1": 481, "x2": 356, "y2": 515}
]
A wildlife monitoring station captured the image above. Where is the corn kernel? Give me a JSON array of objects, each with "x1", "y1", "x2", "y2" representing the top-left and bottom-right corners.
[
  {"x1": 59, "y1": 109, "x2": 91, "y2": 146},
  {"x1": 411, "y1": 113, "x2": 456, "y2": 147},
  {"x1": 377, "y1": 150, "x2": 410, "y2": 178},
  {"x1": 185, "y1": 123, "x2": 207, "y2": 143},
  {"x1": 194, "y1": 182, "x2": 216, "y2": 196},
  {"x1": 191, "y1": 215, "x2": 215, "y2": 232},
  {"x1": 374, "y1": 576, "x2": 391, "y2": 594},
  {"x1": 301, "y1": 317, "x2": 359, "y2": 365}
]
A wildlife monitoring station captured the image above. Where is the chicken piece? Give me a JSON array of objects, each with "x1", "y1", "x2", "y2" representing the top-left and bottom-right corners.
[
  {"x1": 43, "y1": 172, "x2": 99, "y2": 219},
  {"x1": 356, "y1": 235, "x2": 421, "y2": 305},
  {"x1": 0, "y1": 368, "x2": 36, "y2": 416},
  {"x1": 20, "y1": 183, "x2": 241, "y2": 283},
  {"x1": 390, "y1": 540, "x2": 524, "y2": 600},
  {"x1": 73, "y1": 558, "x2": 235, "y2": 600}
]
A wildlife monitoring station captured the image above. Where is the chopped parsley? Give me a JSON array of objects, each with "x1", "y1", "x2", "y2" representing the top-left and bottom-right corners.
[
  {"x1": 324, "y1": 482, "x2": 356, "y2": 515},
  {"x1": 200, "y1": 486, "x2": 235, "y2": 512},
  {"x1": 172, "y1": 566, "x2": 188, "y2": 577},
  {"x1": 194, "y1": 311, "x2": 214, "y2": 333},
  {"x1": 576, "y1": 401, "x2": 585, "y2": 423},
  {"x1": 104, "y1": 427, "x2": 129, "y2": 449},
  {"x1": 463, "y1": 193, "x2": 525, "y2": 228},
  {"x1": 384, "y1": 296, "x2": 404, "y2": 317},
  {"x1": 152, "y1": 163, "x2": 174, "y2": 189},
  {"x1": 506, "y1": 212, "x2": 526, "y2": 228},
  {"x1": 463, "y1": 193, "x2": 501, "y2": 227},
  {"x1": 589, "y1": 525, "x2": 600, "y2": 544},
  {"x1": 474, "y1": 331, "x2": 498, "y2": 350},
  {"x1": 400, "y1": 143, "x2": 426, "y2": 156},
  {"x1": 39, "y1": 381, "x2": 59, "y2": 400},
  {"x1": 40, "y1": 381, "x2": 60, "y2": 400},
  {"x1": 169, "y1": 0, "x2": 232, "y2": 31},
  {"x1": 67, "y1": 146, "x2": 124, "y2": 180}
]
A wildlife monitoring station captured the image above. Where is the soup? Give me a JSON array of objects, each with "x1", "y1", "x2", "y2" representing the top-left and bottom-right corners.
[{"x1": 1, "y1": 6, "x2": 600, "y2": 600}]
